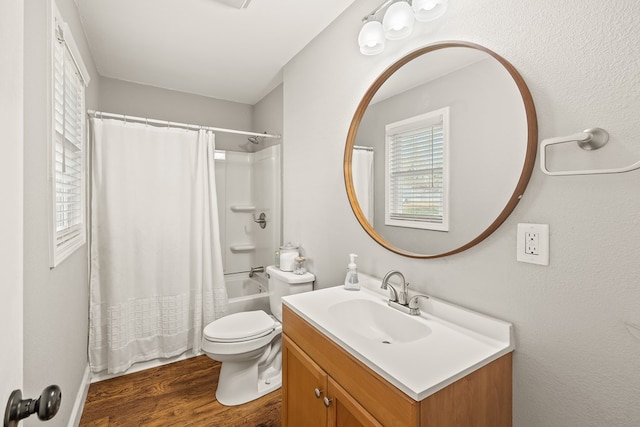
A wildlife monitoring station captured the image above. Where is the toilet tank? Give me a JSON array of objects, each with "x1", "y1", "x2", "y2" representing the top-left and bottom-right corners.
[{"x1": 266, "y1": 265, "x2": 315, "y2": 321}]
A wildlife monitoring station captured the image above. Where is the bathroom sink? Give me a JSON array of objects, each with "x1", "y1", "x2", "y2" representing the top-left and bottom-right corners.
[
  {"x1": 328, "y1": 299, "x2": 431, "y2": 344},
  {"x1": 282, "y1": 273, "x2": 514, "y2": 400}
]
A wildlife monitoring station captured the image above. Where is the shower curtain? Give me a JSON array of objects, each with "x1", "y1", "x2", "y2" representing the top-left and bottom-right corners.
[
  {"x1": 352, "y1": 148, "x2": 374, "y2": 225},
  {"x1": 89, "y1": 118, "x2": 228, "y2": 374}
]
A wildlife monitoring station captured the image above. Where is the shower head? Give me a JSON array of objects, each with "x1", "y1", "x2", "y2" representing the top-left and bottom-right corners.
[{"x1": 247, "y1": 132, "x2": 267, "y2": 144}]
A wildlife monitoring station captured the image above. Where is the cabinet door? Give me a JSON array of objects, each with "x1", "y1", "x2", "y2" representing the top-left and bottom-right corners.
[
  {"x1": 282, "y1": 335, "x2": 328, "y2": 427},
  {"x1": 327, "y1": 377, "x2": 383, "y2": 427}
]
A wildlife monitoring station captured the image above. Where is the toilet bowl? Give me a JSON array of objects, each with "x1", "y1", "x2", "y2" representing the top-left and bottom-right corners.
[{"x1": 202, "y1": 266, "x2": 314, "y2": 406}]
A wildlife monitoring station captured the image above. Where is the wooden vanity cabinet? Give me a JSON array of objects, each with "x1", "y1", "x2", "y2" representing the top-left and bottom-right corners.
[
  {"x1": 283, "y1": 335, "x2": 382, "y2": 427},
  {"x1": 282, "y1": 305, "x2": 512, "y2": 427},
  {"x1": 282, "y1": 335, "x2": 327, "y2": 426}
]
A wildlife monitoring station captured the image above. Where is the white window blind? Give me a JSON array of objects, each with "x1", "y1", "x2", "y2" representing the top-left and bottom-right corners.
[
  {"x1": 385, "y1": 108, "x2": 449, "y2": 231},
  {"x1": 49, "y1": 5, "x2": 89, "y2": 267}
]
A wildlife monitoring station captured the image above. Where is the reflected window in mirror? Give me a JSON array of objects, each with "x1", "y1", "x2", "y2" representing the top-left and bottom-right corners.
[{"x1": 385, "y1": 107, "x2": 449, "y2": 231}]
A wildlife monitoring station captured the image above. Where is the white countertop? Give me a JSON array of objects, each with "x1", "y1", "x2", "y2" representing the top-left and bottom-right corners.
[{"x1": 282, "y1": 275, "x2": 514, "y2": 401}]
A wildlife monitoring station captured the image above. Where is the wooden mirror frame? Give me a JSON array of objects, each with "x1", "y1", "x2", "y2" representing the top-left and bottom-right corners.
[{"x1": 344, "y1": 41, "x2": 538, "y2": 259}]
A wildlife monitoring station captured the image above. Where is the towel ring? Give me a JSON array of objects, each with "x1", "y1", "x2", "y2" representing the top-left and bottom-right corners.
[{"x1": 540, "y1": 127, "x2": 640, "y2": 176}]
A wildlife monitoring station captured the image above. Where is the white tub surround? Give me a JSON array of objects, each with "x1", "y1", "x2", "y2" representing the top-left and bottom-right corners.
[
  {"x1": 215, "y1": 145, "x2": 281, "y2": 275},
  {"x1": 225, "y1": 272, "x2": 270, "y2": 315}
]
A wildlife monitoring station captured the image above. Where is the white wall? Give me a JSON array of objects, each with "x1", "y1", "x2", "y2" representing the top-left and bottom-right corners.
[
  {"x1": 23, "y1": 0, "x2": 99, "y2": 425},
  {"x1": 283, "y1": 0, "x2": 640, "y2": 425}
]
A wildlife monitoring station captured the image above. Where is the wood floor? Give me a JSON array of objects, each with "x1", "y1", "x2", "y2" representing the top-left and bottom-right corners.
[{"x1": 79, "y1": 355, "x2": 281, "y2": 427}]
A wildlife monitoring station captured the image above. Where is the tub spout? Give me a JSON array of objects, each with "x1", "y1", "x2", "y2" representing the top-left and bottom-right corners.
[{"x1": 249, "y1": 266, "x2": 265, "y2": 278}]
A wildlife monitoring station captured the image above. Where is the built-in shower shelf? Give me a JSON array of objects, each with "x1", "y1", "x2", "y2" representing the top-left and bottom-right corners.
[
  {"x1": 230, "y1": 205, "x2": 256, "y2": 213},
  {"x1": 229, "y1": 244, "x2": 256, "y2": 252}
]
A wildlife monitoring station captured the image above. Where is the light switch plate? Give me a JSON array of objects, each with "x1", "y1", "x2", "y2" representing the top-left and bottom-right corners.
[{"x1": 517, "y1": 223, "x2": 549, "y2": 265}]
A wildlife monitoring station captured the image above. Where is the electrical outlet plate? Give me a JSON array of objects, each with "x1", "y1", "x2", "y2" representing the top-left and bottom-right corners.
[{"x1": 517, "y1": 223, "x2": 549, "y2": 265}]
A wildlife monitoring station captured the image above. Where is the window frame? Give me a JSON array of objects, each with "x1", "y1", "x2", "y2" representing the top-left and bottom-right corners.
[
  {"x1": 48, "y1": 0, "x2": 91, "y2": 268},
  {"x1": 384, "y1": 107, "x2": 450, "y2": 232}
]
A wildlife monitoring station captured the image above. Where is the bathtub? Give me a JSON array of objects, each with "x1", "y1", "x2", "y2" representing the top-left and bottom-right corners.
[{"x1": 224, "y1": 271, "x2": 271, "y2": 315}]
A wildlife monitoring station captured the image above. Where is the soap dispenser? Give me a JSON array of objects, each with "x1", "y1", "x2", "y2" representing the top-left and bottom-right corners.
[{"x1": 343, "y1": 253, "x2": 360, "y2": 291}]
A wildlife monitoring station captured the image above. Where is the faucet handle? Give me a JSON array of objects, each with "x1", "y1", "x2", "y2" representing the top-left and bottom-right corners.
[
  {"x1": 408, "y1": 294, "x2": 430, "y2": 315},
  {"x1": 398, "y1": 282, "x2": 409, "y2": 305}
]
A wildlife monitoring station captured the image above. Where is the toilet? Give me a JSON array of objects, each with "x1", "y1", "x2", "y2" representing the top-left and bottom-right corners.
[{"x1": 202, "y1": 265, "x2": 315, "y2": 406}]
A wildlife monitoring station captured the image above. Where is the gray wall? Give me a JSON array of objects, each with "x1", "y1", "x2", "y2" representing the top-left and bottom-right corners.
[
  {"x1": 98, "y1": 77, "x2": 254, "y2": 152},
  {"x1": 1, "y1": 0, "x2": 24, "y2": 405},
  {"x1": 253, "y1": 83, "x2": 284, "y2": 151},
  {"x1": 283, "y1": 0, "x2": 640, "y2": 425},
  {"x1": 23, "y1": 0, "x2": 98, "y2": 425}
]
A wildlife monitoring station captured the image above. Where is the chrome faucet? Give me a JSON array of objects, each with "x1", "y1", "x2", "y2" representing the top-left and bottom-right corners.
[
  {"x1": 380, "y1": 271, "x2": 400, "y2": 302},
  {"x1": 381, "y1": 270, "x2": 430, "y2": 315},
  {"x1": 381, "y1": 270, "x2": 409, "y2": 305},
  {"x1": 249, "y1": 266, "x2": 264, "y2": 278}
]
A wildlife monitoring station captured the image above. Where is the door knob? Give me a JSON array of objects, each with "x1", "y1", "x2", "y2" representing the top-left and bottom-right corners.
[
  {"x1": 323, "y1": 396, "x2": 332, "y2": 407},
  {"x1": 4, "y1": 385, "x2": 61, "y2": 427}
]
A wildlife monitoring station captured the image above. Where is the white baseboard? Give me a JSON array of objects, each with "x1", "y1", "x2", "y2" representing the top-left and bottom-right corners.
[{"x1": 68, "y1": 364, "x2": 91, "y2": 427}]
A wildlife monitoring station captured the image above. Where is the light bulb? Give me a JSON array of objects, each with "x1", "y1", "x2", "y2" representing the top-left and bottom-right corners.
[
  {"x1": 358, "y1": 20, "x2": 385, "y2": 55},
  {"x1": 382, "y1": 1, "x2": 415, "y2": 40},
  {"x1": 423, "y1": 0, "x2": 437, "y2": 10},
  {"x1": 412, "y1": 0, "x2": 448, "y2": 22}
]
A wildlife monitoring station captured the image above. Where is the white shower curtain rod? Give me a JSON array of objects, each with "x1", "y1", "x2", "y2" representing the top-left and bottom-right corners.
[
  {"x1": 87, "y1": 110, "x2": 281, "y2": 139},
  {"x1": 354, "y1": 145, "x2": 374, "y2": 151}
]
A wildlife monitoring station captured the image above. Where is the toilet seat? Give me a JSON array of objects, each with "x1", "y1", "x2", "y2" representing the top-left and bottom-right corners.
[
  {"x1": 202, "y1": 311, "x2": 282, "y2": 356},
  {"x1": 204, "y1": 311, "x2": 276, "y2": 343}
]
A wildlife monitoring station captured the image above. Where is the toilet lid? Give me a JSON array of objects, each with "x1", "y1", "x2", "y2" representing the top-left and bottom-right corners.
[{"x1": 203, "y1": 310, "x2": 276, "y2": 343}]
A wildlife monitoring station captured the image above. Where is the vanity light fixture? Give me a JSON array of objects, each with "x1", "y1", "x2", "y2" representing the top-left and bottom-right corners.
[
  {"x1": 382, "y1": 1, "x2": 415, "y2": 40},
  {"x1": 358, "y1": 0, "x2": 449, "y2": 55},
  {"x1": 358, "y1": 20, "x2": 386, "y2": 55}
]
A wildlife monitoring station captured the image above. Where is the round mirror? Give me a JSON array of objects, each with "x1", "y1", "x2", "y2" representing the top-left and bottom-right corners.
[{"x1": 344, "y1": 41, "x2": 537, "y2": 258}]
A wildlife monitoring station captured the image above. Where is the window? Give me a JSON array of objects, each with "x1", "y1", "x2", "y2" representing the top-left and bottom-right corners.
[
  {"x1": 49, "y1": 2, "x2": 90, "y2": 267},
  {"x1": 385, "y1": 107, "x2": 449, "y2": 231}
]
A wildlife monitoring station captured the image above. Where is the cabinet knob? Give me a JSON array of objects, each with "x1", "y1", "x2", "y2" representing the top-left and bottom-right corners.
[
  {"x1": 314, "y1": 388, "x2": 322, "y2": 398},
  {"x1": 323, "y1": 396, "x2": 332, "y2": 407}
]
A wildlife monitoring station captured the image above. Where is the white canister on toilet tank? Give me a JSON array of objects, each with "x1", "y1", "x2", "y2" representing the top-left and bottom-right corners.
[{"x1": 278, "y1": 242, "x2": 298, "y2": 271}]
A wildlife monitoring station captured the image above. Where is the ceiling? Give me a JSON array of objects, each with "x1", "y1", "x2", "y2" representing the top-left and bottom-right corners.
[{"x1": 76, "y1": 0, "x2": 356, "y2": 105}]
